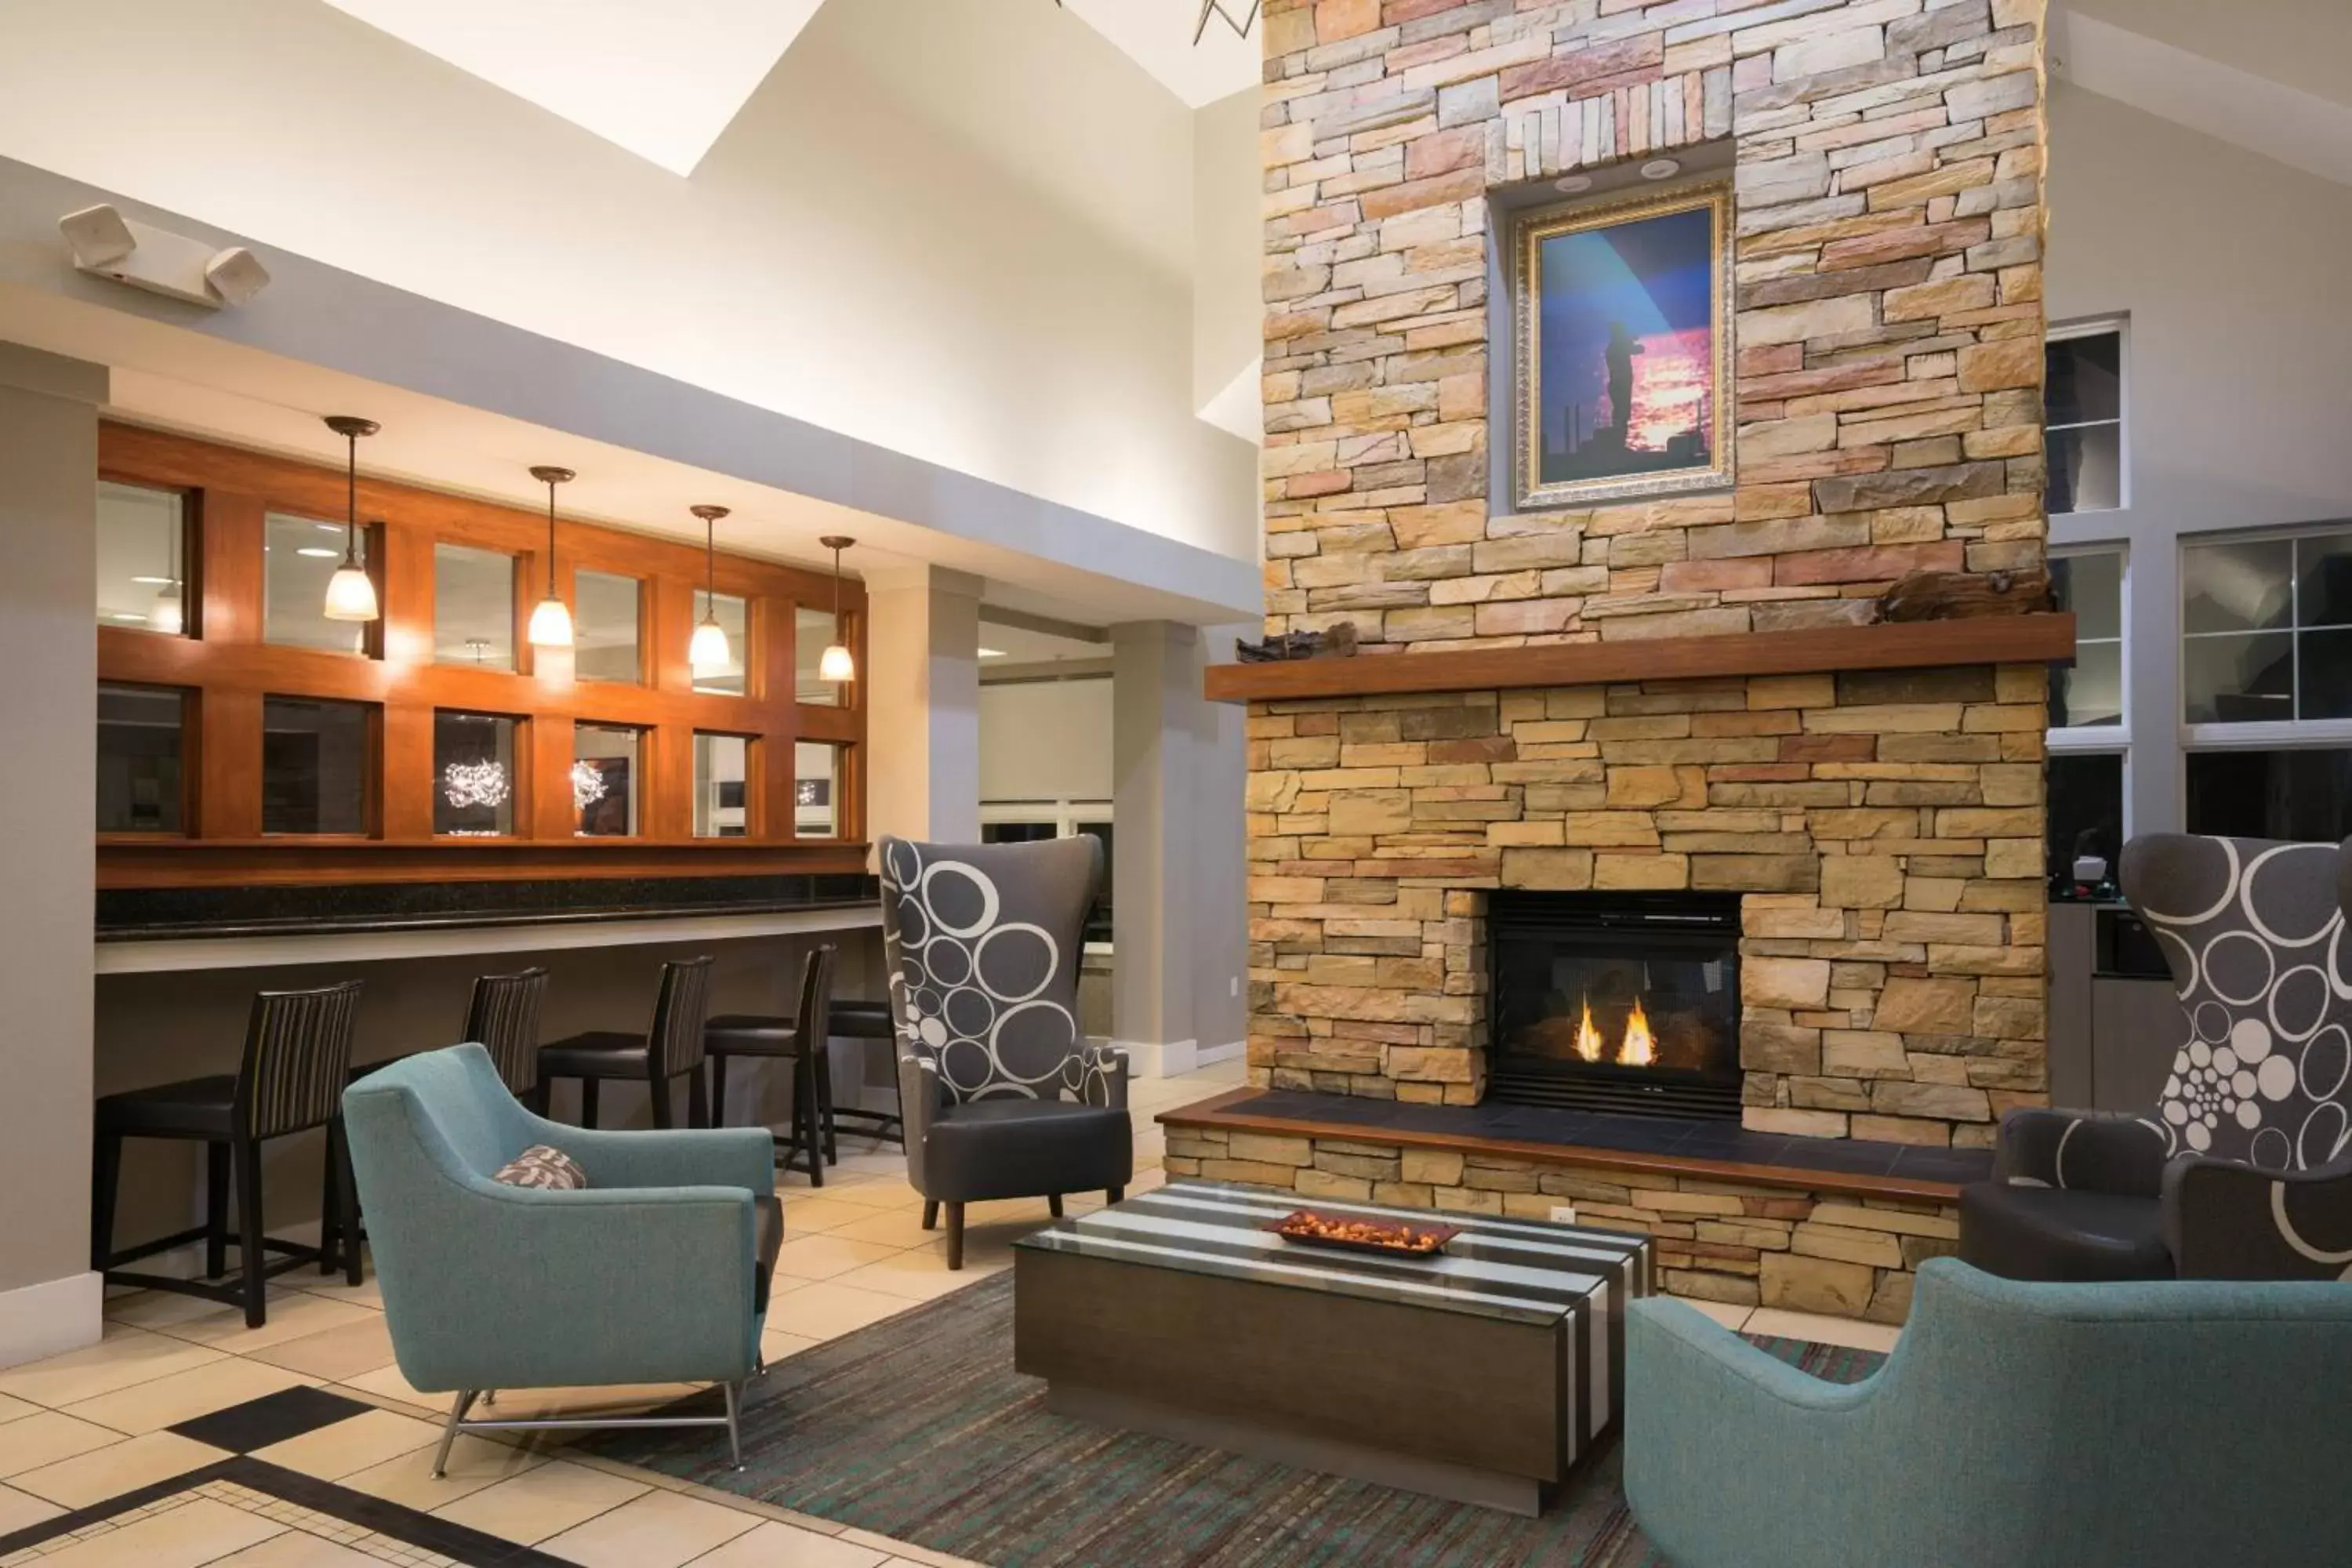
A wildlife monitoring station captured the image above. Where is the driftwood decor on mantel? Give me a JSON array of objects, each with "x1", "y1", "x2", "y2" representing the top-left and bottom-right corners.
[
  {"x1": 1876, "y1": 567, "x2": 2053, "y2": 622},
  {"x1": 1235, "y1": 621, "x2": 1359, "y2": 663}
]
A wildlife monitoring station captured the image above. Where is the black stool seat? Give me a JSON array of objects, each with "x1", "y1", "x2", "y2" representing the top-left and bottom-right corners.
[
  {"x1": 539, "y1": 1033, "x2": 655, "y2": 1077},
  {"x1": 96, "y1": 1075, "x2": 236, "y2": 1138},
  {"x1": 703, "y1": 1016, "x2": 800, "y2": 1054},
  {"x1": 829, "y1": 1000, "x2": 893, "y2": 1036}
]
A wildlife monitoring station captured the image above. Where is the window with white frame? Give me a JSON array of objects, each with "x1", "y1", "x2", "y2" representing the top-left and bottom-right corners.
[
  {"x1": 2047, "y1": 546, "x2": 2128, "y2": 888},
  {"x1": 981, "y1": 801, "x2": 1113, "y2": 945},
  {"x1": 2045, "y1": 321, "x2": 2125, "y2": 516},
  {"x1": 2180, "y1": 528, "x2": 2352, "y2": 726}
]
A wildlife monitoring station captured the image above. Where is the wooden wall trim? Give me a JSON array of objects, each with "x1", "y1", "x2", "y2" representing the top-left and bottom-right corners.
[{"x1": 96, "y1": 423, "x2": 869, "y2": 887}]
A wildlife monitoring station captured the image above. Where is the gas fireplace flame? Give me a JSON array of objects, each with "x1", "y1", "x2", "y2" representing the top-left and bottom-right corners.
[
  {"x1": 1619, "y1": 996, "x2": 1657, "y2": 1068},
  {"x1": 1574, "y1": 995, "x2": 1606, "y2": 1062}
]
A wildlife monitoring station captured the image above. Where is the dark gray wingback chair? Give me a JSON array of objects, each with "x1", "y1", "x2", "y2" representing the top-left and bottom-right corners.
[
  {"x1": 880, "y1": 835, "x2": 1131, "y2": 1268},
  {"x1": 1961, "y1": 835, "x2": 2352, "y2": 1281}
]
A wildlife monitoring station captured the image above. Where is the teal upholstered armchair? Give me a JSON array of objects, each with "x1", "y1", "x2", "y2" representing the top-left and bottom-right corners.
[
  {"x1": 341, "y1": 1044, "x2": 780, "y2": 1472},
  {"x1": 1625, "y1": 1258, "x2": 2352, "y2": 1568}
]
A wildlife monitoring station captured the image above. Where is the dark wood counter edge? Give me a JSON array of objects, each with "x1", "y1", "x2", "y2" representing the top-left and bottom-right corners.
[
  {"x1": 1157, "y1": 1087, "x2": 1968, "y2": 1203},
  {"x1": 96, "y1": 897, "x2": 881, "y2": 943},
  {"x1": 1206, "y1": 614, "x2": 2077, "y2": 703}
]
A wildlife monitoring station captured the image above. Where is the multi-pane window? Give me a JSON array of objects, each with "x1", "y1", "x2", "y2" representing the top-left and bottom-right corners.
[
  {"x1": 2049, "y1": 549, "x2": 2123, "y2": 729},
  {"x1": 262, "y1": 697, "x2": 372, "y2": 833},
  {"x1": 434, "y1": 543, "x2": 515, "y2": 670},
  {"x1": 796, "y1": 606, "x2": 841, "y2": 705},
  {"x1": 96, "y1": 483, "x2": 190, "y2": 636},
  {"x1": 692, "y1": 591, "x2": 749, "y2": 696},
  {"x1": 434, "y1": 712, "x2": 518, "y2": 837},
  {"x1": 264, "y1": 514, "x2": 373, "y2": 655},
  {"x1": 693, "y1": 733, "x2": 750, "y2": 837},
  {"x1": 2187, "y1": 749, "x2": 2352, "y2": 842},
  {"x1": 96, "y1": 684, "x2": 185, "y2": 833},
  {"x1": 2045, "y1": 325, "x2": 2123, "y2": 516},
  {"x1": 574, "y1": 723, "x2": 641, "y2": 836},
  {"x1": 574, "y1": 570, "x2": 641, "y2": 684},
  {"x1": 2181, "y1": 530, "x2": 2352, "y2": 724}
]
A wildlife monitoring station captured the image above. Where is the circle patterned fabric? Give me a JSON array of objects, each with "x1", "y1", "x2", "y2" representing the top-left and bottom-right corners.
[
  {"x1": 2129, "y1": 837, "x2": 2352, "y2": 1171},
  {"x1": 879, "y1": 836, "x2": 1104, "y2": 1104}
]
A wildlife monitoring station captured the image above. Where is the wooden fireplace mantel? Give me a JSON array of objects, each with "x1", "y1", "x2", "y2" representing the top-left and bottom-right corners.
[{"x1": 1206, "y1": 614, "x2": 2077, "y2": 704}]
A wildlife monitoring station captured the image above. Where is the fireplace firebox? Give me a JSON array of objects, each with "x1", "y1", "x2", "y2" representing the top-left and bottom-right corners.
[{"x1": 1488, "y1": 891, "x2": 1743, "y2": 1120}]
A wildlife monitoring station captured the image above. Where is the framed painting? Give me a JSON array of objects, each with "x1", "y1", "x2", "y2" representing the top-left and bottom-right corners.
[{"x1": 1515, "y1": 182, "x2": 1734, "y2": 508}]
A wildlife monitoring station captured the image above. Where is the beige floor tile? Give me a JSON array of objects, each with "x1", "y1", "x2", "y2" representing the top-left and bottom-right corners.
[
  {"x1": 771, "y1": 1235, "x2": 902, "y2": 1283},
  {"x1": 817, "y1": 1210, "x2": 940, "y2": 1250},
  {"x1": 169, "y1": 1292, "x2": 379, "y2": 1354},
  {"x1": 251, "y1": 1406, "x2": 443, "y2": 1481},
  {"x1": 8, "y1": 1429, "x2": 230, "y2": 1509},
  {"x1": 30, "y1": 1497, "x2": 284, "y2": 1568},
  {"x1": 1671, "y1": 1297, "x2": 1754, "y2": 1331},
  {"x1": 211, "y1": 1530, "x2": 383, "y2": 1565},
  {"x1": 837, "y1": 1531, "x2": 982, "y2": 1568},
  {"x1": 757, "y1": 1331, "x2": 821, "y2": 1363},
  {"x1": 833, "y1": 1250, "x2": 990, "y2": 1305},
  {"x1": 62, "y1": 1356, "x2": 315, "y2": 1436},
  {"x1": 0, "y1": 1326, "x2": 227, "y2": 1409},
  {"x1": 537, "y1": 1487, "x2": 760, "y2": 1567},
  {"x1": 768, "y1": 1198, "x2": 876, "y2": 1236},
  {"x1": 816, "y1": 1180, "x2": 925, "y2": 1213},
  {"x1": 1743, "y1": 1306, "x2": 1901, "y2": 1355},
  {"x1": 685, "y1": 1520, "x2": 890, "y2": 1568},
  {"x1": 764, "y1": 1283, "x2": 915, "y2": 1343},
  {"x1": 338, "y1": 1360, "x2": 459, "y2": 1414},
  {"x1": 100, "y1": 1290, "x2": 242, "y2": 1333},
  {"x1": 0, "y1": 1392, "x2": 39, "y2": 1427},
  {"x1": 432, "y1": 1459, "x2": 649, "y2": 1544},
  {"x1": 293, "y1": 1273, "x2": 384, "y2": 1310},
  {"x1": 339, "y1": 1433, "x2": 544, "y2": 1509},
  {"x1": 1127, "y1": 1167, "x2": 1168, "y2": 1194},
  {"x1": 0, "y1": 1412, "x2": 125, "y2": 1479},
  {"x1": 0, "y1": 1481, "x2": 64, "y2": 1534},
  {"x1": 245, "y1": 1316, "x2": 400, "y2": 1383}
]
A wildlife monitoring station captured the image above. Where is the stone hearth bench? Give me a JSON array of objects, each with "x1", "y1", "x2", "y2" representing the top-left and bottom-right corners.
[{"x1": 1159, "y1": 1088, "x2": 1988, "y2": 1326}]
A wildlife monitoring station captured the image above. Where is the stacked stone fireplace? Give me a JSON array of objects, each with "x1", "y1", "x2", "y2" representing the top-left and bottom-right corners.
[{"x1": 1246, "y1": 0, "x2": 2055, "y2": 1149}]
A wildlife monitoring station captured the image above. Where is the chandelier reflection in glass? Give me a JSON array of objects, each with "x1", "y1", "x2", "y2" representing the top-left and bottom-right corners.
[
  {"x1": 441, "y1": 760, "x2": 511, "y2": 811},
  {"x1": 570, "y1": 760, "x2": 609, "y2": 812}
]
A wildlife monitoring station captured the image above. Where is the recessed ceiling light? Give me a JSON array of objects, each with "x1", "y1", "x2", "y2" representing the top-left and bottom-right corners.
[
  {"x1": 1641, "y1": 158, "x2": 1681, "y2": 180},
  {"x1": 130, "y1": 575, "x2": 172, "y2": 585},
  {"x1": 978, "y1": 648, "x2": 1006, "y2": 659},
  {"x1": 316, "y1": 521, "x2": 343, "y2": 533},
  {"x1": 296, "y1": 546, "x2": 341, "y2": 558},
  {"x1": 1552, "y1": 173, "x2": 1592, "y2": 194}
]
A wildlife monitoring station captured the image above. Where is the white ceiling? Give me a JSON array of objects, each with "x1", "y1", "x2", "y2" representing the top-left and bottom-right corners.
[
  {"x1": 1062, "y1": 0, "x2": 1260, "y2": 110},
  {"x1": 319, "y1": 0, "x2": 826, "y2": 176}
]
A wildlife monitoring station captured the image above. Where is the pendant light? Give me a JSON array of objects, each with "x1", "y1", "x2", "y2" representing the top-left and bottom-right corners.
[
  {"x1": 817, "y1": 534, "x2": 856, "y2": 683},
  {"x1": 526, "y1": 465, "x2": 575, "y2": 648},
  {"x1": 320, "y1": 416, "x2": 380, "y2": 622},
  {"x1": 688, "y1": 504, "x2": 731, "y2": 676},
  {"x1": 148, "y1": 511, "x2": 184, "y2": 634}
]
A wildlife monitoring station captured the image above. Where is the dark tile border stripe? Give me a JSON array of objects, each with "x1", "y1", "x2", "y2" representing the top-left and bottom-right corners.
[{"x1": 0, "y1": 1454, "x2": 576, "y2": 1566}]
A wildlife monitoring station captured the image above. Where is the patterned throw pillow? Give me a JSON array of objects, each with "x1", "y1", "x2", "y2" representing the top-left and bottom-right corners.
[{"x1": 492, "y1": 1144, "x2": 588, "y2": 1190}]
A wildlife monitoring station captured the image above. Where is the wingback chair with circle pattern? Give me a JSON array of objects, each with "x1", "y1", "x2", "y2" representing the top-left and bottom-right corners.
[
  {"x1": 880, "y1": 834, "x2": 1131, "y2": 1268},
  {"x1": 1961, "y1": 835, "x2": 2352, "y2": 1281}
]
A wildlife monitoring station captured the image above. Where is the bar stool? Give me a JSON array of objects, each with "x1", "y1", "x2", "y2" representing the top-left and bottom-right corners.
[
  {"x1": 704, "y1": 945, "x2": 837, "y2": 1184},
  {"x1": 93, "y1": 980, "x2": 364, "y2": 1329},
  {"x1": 325, "y1": 967, "x2": 548, "y2": 1271},
  {"x1": 539, "y1": 956, "x2": 713, "y2": 1128},
  {"x1": 825, "y1": 999, "x2": 904, "y2": 1151}
]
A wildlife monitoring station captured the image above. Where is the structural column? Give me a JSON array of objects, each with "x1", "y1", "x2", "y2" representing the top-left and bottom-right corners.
[
  {"x1": 0, "y1": 343, "x2": 105, "y2": 1366},
  {"x1": 862, "y1": 565, "x2": 982, "y2": 848},
  {"x1": 1112, "y1": 622, "x2": 1248, "y2": 1078}
]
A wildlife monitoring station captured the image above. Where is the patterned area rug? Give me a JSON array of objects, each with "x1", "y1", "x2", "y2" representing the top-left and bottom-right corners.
[{"x1": 590, "y1": 1273, "x2": 1884, "y2": 1567}]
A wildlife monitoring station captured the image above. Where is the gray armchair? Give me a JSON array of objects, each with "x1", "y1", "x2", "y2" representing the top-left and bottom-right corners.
[
  {"x1": 880, "y1": 835, "x2": 1131, "y2": 1268},
  {"x1": 1962, "y1": 834, "x2": 2352, "y2": 1281}
]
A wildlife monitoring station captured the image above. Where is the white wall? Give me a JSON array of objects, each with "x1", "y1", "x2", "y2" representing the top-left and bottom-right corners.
[
  {"x1": 1192, "y1": 87, "x2": 1265, "y2": 421},
  {"x1": 0, "y1": 0, "x2": 1257, "y2": 563},
  {"x1": 982, "y1": 679, "x2": 1115, "y2": 804},
  {"x1": 2046, "y1": 81, "x2": 2352, "y2": 831}
]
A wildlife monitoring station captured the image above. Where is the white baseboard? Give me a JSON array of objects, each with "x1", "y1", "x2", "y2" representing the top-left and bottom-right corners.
[
  {"x1": 1194, "y1": 1039, "x2": 1247, "y2": 1067},
  {"x1": 1108, "y1": 1037, "x2": 1200, "y2": 1079},
  {"x1": 0, "y1": 1271, "x2": 102, "y2": 1370}
]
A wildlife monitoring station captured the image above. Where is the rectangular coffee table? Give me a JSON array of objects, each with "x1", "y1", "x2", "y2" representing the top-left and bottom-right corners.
[{"x1": 1011, "y1": 1180, "x2": 1653, "y2": 1515}]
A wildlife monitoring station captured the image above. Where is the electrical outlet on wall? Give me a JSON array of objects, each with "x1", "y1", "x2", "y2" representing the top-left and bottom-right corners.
[
  {"x1": 1230, "y1": 975, "x2": 1239, "y2": 997},
  {"x1": 1549, "y1": 1204, "x2": 1577, "y2": 1225}
]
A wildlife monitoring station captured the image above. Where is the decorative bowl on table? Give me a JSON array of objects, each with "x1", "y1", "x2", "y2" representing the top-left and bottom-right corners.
[{"x1": 1264, "y1": 1209, "x2": 1459, "y2": 1258}]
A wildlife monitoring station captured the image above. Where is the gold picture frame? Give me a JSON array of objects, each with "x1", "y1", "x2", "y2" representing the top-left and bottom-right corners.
[{"x1": 1514, "y1": 181, "x2": 1735, "y2": 510}]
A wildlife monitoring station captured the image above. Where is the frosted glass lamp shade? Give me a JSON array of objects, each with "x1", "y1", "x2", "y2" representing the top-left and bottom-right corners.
[
  {"x1": 688, "y1": 616, "x2": 731, "y2": 675},
  {"x1": 322, "y1": 561, "x2": 379, "y2": 622},
  {"x1": 148, "y1": 583, "x2": 184, "y2": 635},
  {"x1": 528, "y1": 594, "x2": 575, "y2": 648},
  {"x1": 818, "y1": 642, "x2": 855, "y2": 683}
]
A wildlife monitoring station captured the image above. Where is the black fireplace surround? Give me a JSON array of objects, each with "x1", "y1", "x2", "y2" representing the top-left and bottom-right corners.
[{"x1": 1488, "y1": 890, "x2": 1743, "y2": 1120}]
